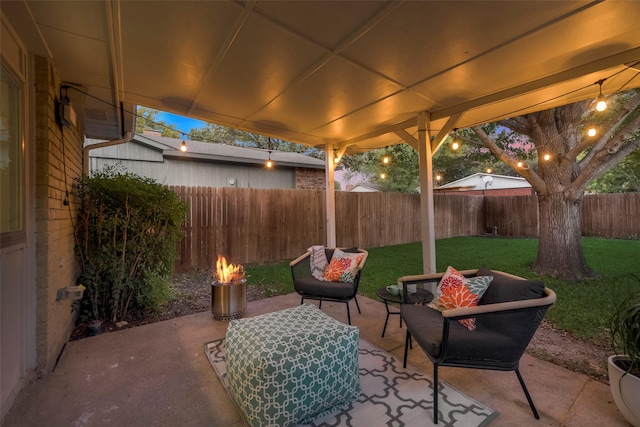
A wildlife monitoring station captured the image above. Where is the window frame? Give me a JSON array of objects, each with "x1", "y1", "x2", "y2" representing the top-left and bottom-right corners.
[{"x1": 0, "y1": 61, "x2": 26, "y2": 248}]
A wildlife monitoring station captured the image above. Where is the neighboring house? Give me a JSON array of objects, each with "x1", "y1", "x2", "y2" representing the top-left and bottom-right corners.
[
  {"x1": 434, "y1": 173, "x2": 533, "y2": 196},
  {"x1": 347, "y1": 183, "x2": 380, "y2": 192},
  {"x1": 87, "y1": 133, "x2": 326, "y2": 190},
  {"x1": 334, "y1": 168, "x2": 368, "y2": 191}
]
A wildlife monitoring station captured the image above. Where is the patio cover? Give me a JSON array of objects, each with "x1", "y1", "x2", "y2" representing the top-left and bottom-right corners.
[{"x1": 4, "y1": 0, "x2": 640, "y2": 271}]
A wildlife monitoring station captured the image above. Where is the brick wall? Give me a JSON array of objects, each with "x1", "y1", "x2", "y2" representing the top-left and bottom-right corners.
[
  {"x1": 33, "y1": 56, "x2": 84, "y2": 374},
  {"x1": 295, "y1": 167, "x2": 325, "y2": 190}
]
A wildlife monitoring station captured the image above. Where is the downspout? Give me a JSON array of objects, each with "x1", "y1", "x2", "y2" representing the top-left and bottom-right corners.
[{"x1": 82, "y1": 131, "x2": 133, "y2": 175}]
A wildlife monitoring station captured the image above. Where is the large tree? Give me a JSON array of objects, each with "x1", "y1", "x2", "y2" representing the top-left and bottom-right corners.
[
  {"x1": 135, "y1": 106, "x2": 180, "y2": 138},
  {"x1": 471, "y1": 90, "x2": 640, "y2": 280},
  {"x1": 340, "y1": 145, "x2": 421, "y2": 193},
  {"x1": 188, "y1": 124, "x2": 323, "y2": 157}
]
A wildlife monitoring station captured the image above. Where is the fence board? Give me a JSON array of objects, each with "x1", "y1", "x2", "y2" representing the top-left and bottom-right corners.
[{"x1": 170, "y1": 187, "x2": 640, "y2": 272}]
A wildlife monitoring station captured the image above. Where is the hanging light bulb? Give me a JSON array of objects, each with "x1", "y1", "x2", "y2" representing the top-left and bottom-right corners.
[
  {"x1": 596, "y1": 80, "x2": 607, "y2": 112},
  {"x1": 517, "y1": 161, "x2": 524, "y2": 168},
  {"x1": 486, "y1": 168, "x2": 492, "y2": 174},
  {"x1": 265, "y1": 137, "x2": 275, "y2": 168},
  {"x1": 180, "y1": 138, "x2": 188, "y2": 152},
  {"x1": 381, "y1": 145, "x2": 391, "y2": 164},
  {"x1": 334, "y1": 148, "x2": 340, "y2": 164},
  {"x1": 380, "y1": 172, "x2": 386, "y2": 179},
  {"x1": 449, "y1": 130, "x2": 461, "y2": 151},
  {"x1": 587, "y1": 127, "x2": 597, "y2": 137},
  {"x1": 435, "y1": 174, "x2": 442, "y2": 182},
  {"x1": 543, "y1": 153, "x2": 551, "y2": 161},
  {"x1": 266, "y1": 150, "x2": 273, "y2": 168}
]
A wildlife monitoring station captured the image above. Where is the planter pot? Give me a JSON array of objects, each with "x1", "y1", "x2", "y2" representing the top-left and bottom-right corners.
[
  {"x1": 608, "y1": 355, "x2": 640, "y2": 426},
  {"x1": 87, "y1": 320, "x2": 102, "y2": 337}
]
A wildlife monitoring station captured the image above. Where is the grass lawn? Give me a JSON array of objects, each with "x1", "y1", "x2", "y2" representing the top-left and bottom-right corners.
[{"x1": 245, "y1": 237, "x2": 640, "y2": 345}]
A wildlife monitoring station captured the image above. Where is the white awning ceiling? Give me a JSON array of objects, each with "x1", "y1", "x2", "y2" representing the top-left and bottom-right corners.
[{"x1": 4, "y1": 1, "x2": 640, "y2": 152}]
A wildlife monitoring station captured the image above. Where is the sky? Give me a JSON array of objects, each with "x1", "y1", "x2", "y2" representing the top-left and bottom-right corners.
[{"x1": 157, "y1": 111, "x2": 207, "y2": 134}]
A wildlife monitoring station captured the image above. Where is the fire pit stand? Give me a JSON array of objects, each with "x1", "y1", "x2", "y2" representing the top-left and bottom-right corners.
[{"x1": 211, "y1": 279, "x2": 247, "y2": 321}]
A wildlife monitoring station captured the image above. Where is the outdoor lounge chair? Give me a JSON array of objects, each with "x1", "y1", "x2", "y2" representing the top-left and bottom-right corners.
[
  {"x1": 399, "y1": 267, "x2": 556, "y2": 424},
  {"x1": 290, "y1": 247, "x2": 368, "y2": 325}
]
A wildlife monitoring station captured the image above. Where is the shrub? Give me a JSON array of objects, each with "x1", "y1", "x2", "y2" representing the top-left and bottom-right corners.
[{"x1": 74, "y1": 166, "x2": 187, "y2": 322}]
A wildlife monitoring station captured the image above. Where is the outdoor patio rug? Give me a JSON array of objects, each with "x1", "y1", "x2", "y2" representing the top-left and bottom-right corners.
[{"x1": 205, "y1": 338, "x2": 497, "y2": 427}]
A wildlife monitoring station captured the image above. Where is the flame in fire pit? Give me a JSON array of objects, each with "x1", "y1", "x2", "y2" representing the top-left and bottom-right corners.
[{"x1": 215, "y1": 255, "x2": 245, "y2": 283}]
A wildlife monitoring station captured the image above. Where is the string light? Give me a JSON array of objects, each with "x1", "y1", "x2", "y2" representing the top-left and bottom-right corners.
[
  {"x1": 543, "y1": 153, "x2": 551, "y2": 161},
  {"x1": 435, "y1": 173, "x2": 442, "y2": 182},
  {"x1": 180, "y1": 134, "x2": 188, "y2": 152},
  {"x1": 382, "y1": 146, "x2": 391, "y2": 165},
  {"x1": 265, "y1": 137, "x2": 275, "y2": 168},
  {"x1": 486, "y1": 168, "x2": 492, "y2": 174},
  {"x1": 517, "y1": 161, "x2": 524, "y2": 168},
  {"x1": 587, "y1": 127, "x2": 597, "y2": 137},
  {"x1": 595, "y1": 79, "x2": 607, "y2": 112},
  {"x1": 447, "y1": 129, "x2": 461, "y2": 151},
  {"x1": 333, "y1": 148, "x2": 340, "y2": 164},
  {"x1": 380, "y1": 172, "x2": 386, "y2": 179}
]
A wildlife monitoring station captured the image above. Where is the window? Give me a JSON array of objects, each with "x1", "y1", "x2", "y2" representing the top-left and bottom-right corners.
[{"x1": 0, "y1": 64, "x2": 25, "y2": 247}]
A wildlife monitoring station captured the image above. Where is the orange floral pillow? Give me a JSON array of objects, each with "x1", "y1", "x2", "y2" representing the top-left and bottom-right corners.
[
  {"x1": 428, "y1": 266, "x2": 492, "y2": 331},
  {"x1": 323, "y1": 249, "x2": 364, "y2": 283}
]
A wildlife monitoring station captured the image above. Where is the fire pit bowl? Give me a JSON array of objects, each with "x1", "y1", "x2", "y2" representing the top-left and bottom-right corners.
[
  {"x1": 211, "y1": 279, "x2": 247, "y2": 321},
  {"x1": 212, "y1": 256, "x2": 247, "y2": 321}
]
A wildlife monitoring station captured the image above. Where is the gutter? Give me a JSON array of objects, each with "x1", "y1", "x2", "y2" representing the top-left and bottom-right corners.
[{"x1": 82, "y1": 131, "x2": 134, "y2": 175}]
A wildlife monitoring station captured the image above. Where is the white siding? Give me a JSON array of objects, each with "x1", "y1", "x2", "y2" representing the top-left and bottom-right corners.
[
  {"x1": 90, "y1": 143, "x2": 164, "y2": 162},
  {"x1": 91, "y1": 156, "x2": 295, "y2": 189}
]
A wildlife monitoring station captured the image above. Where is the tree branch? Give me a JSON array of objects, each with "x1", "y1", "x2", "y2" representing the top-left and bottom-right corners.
[
  {"x1": 471, "y1": 126, "x2": 547, "y2": 193},
  {"x1": 573, "y1": 133, "x2": 640, "y2": 192},
  {"x1": 576, "y1": 93, "x2": 640, "y2": 165},
  {"x1": 497, "y1": 117, "x2": 529, "y2": 135},
  {"x1": 571, "y1": 94, "x2": 640, "y2": 192}
]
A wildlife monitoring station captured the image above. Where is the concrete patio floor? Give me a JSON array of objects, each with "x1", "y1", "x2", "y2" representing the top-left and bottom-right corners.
[{"x1": 3, "y1": 293, "x2": 629, "y2": 427}]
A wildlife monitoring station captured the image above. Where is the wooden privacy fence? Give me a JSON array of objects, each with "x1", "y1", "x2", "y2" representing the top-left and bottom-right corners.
[
  {"x1": 170, "y1": 187, "x2": 485, "y2": 271},
  {"x1": 170, "y1": 186, "x2": 640, "y2": 272},
  {"x1": 582, "y1": 192, "x2": 640, "y2": 239},
  {"x1": 482, "y1": 193, "x2": 640, "y2": 239},
  {"x1": 172, "y1": 187, "x2": 325, "y2": 272},
  {"x1": 484, "y1": 195, "x2": 539, "y2": 237}
]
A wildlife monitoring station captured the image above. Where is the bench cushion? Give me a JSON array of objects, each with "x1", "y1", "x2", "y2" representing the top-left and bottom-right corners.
[
  {"x1": 401, "y1": 304, "x2": 519, "y2": 364},
  {"x1": 294, "y1": 277, "x2": 357, "y2": 299},
  {"x1": 225, "y1": 304, "x2": 361, "y2": 427}
]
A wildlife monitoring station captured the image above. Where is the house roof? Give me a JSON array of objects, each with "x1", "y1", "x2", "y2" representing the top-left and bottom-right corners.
[
  {"x1": 95, "y1": 133, "x2": 326, "y2": 169},
  {"x1": 347, "y1": 183, "x2": 381, "y2": 192},
  {"x1": 436, "y1": 173, "x2": 531, "y2": 191},
  {"x1": 5, "y1": 1, "x2": 640, "y2": 154}
]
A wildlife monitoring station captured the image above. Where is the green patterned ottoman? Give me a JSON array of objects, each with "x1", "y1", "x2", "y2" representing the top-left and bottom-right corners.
[{"x1": 225, "y1": 303, "x2": 361, "y2": 427}]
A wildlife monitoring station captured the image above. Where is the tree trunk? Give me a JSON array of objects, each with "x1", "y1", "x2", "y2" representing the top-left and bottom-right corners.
[{"x1": 532, "y1": 192, "x2": 594, "y2": 280}]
